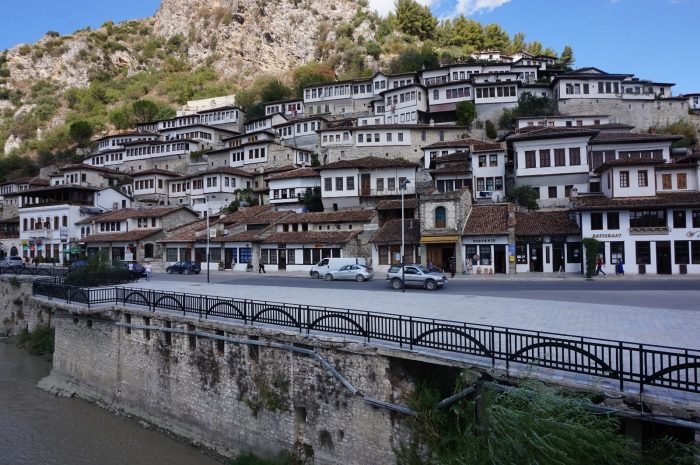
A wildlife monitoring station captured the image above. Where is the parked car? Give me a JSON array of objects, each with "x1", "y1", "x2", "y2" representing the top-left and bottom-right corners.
[
  {"x1": 0, "y1": 256, "x2": 25, "y2": 269},
  {"x1": 386, "y1": 264, "x2": 447, "y2": 291},
  {"x1": 310, "y1": 257, "x2": 367, "y2": 278},
  {"x1": 116, "y1": 261, "x2": 146, "y2": 277},
  {"x1": 166, "y1": 261, "x2": 201, "y2": 274},
  {"x1": 323, "y1": 264, "x2": 374, "y2": 282}
]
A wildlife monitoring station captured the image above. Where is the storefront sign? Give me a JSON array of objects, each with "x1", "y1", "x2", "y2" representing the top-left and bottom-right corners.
[
  {"x1": 686, "y1": 231, "x2": 700, "y2": 238},
  {"x1": 463, "y1": 236, "x2": 508, "y2": 245},
  {"x1": 592, "y1": 233, "x2": 623, "y2": 239}
]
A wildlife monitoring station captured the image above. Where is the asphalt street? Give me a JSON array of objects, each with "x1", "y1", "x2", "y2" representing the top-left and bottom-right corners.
[{"x1": 148, "y1": 271, "x2": 700, "y2": 311}]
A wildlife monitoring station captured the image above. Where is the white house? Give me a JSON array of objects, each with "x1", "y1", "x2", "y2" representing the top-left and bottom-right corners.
[{"x1": 267, "y1": 167, "x2": 320, "y2": 211}]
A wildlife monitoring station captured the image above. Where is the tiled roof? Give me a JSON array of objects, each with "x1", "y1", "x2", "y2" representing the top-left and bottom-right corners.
[
  {"x1": 376, "y1": 198, "x2": 418, "y2": 210},
  {"x1": 591, "y1": 132, "x2": 682, "y2": 144},
  {"x1": 277, "y1": 210, "x2": 375, "y2": 224},
  {"x1": 58, "y1": 164, "x2": 123, "y2": 175},
  {"x1": 463, "y1": 204, "x2": 510, "y2": 236},
  {"x1": 422, "y1": 138, "x2": 487, "y2": 149},
  {"x1": 130, "y1": 169, "x2": 182, "y2": 178},
  {"x1": 593, "y1": 158, "x2": 666, "y2": 174},
  {"x1": 0, "y1": 176, "x2": 49, "y2": 187},
  {"x1": 212, "y1": 229, "x2": 271, "y2": 243},
  {"x1": 159, "y1": 219, "x2": 208, "y2": 243},
  {"x1": 513, "y1": 123, "x2": 634, "y2": 134},
  {"x1": 266, "y1": 167, "x2": 320, "y2": 181},
  {"x1": 422, "y1": 186, "x2": 470, "y2": 201},
  {"x1": 507, "y1": 127, "x2": 599, "y2": 142},
  {"x1": 320, "y1": 156, "x2": 418, "y2": 170},
  {"x1": 515, "y1": 211, "x2": 580, "y2": 236},
  {"x1": 218, "y1": 205, "x2": 273, "y2": 226},
  {"x1": 262, "y1": 230, "x2": 361, "y2": 244},
  {"x1": 431, "y1": 162, "x2": 470, "y2": 175},
  {"x1": 472, "y1": 142, "x2": 505, "y2": 153},
  {"x1": 76, "y1": 206, "x2": 194, "y2": 224},
  {"x1": 82, "y1": 229, "x2": 162, "y2": 243},
  {"x1": 184, "y1": 166, "x2": 253, "y2": 179},
  {"x1": 372, "y1": 219, "x2": 420, "y2": 244},
  {"x1": 244, "y1": 210, "x2": 295, "y2": 225},
  {"x1": 433, "y1": 151, "x2": 470, "y2": 163},
  {"x1": 572, "y1": 192, "x2": 700, "y2": 211}
]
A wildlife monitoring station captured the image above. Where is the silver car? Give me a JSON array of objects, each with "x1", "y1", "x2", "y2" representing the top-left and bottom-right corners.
[
  {"x1": 323, "y1": 264, "x2": 374, "y2": 282},
  {"x1": 0, "y1": 256, "x2": 25, "y2": 269},
  {"x1": 386, "y1": 264, "x2": 447, "y2": 291}
]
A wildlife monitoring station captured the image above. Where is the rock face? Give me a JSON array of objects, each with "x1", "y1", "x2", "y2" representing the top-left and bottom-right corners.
[{"x1": 153, "y1": 0, "x2": 365, "y2": 75}]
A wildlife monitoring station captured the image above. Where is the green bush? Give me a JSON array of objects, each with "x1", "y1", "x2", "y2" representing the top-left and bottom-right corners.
[
  {"x1": 582, "y1": 237, "x2": 601, "y2": 278},
  {"x1": 17, "y1": 325, "x2": 54, "y2": 356},
  {"x1": 229, "y1": 452, "x2": 294, "y2": 465},
  {"x1": 64, "y1": 252, "x2": 136, "y2": 287},
  {"x1": 485, "y1": 119, "x2": 497, "y2": 139}
]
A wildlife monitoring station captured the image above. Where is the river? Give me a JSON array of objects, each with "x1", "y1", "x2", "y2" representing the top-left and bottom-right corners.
[{"x1": 0, "y1": 342, "x2": 224, "y2": 465}]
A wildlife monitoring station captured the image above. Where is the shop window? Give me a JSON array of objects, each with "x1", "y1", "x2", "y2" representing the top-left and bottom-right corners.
[
  {"x1": 691, "y1": 241, "x2": 700, "y2": 264},
  {"x1": 515, "y1": 245, "x2": 528, "y2": 264},
  {"x1": 610, "y1": 242, "x2": 625, "y2": 265},
  {"x1": 635, "y1": 241, "x2": 651, "y2": 265},
  {"x1": 566, "y1": 243, "x2": 581, "y2": 263},
  {"x1": 465, "y1": 245, "x2": 478, "y2": 265},
  {"x1": 479, "y1": 245, "x2": 491, "y2": 265},
  {"x1": 435, "y1": 207, "x2": 446, "y2": 228},
  {"x1": 674, "y1": 241, "x2": 690, "y2": 265},
  {"x1": 379, "y1": 246, "x2": 389, "y2": 265}
]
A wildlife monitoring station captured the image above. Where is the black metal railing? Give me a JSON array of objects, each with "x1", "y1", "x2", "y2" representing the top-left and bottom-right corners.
[
  {"x1": 32, "y1": 279, "x2": 700, "y2": 395},
  {"x1": 0, "y1": 266, "x2": 69, "y2": 277}
]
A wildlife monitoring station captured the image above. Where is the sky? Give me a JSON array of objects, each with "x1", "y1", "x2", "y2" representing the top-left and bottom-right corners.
[{"x1": 0, "y1": 0, "x2": 697, "y2": 94}]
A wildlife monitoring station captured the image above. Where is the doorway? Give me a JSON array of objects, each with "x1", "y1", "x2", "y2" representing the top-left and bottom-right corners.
[
  {"x1": 552, "y1": 243, "x2": 565, "y2": 273},
  {"x1": 655, "y1": 241, "x2": 672, "y2": 274},
  {"x1": 494, "y1": 245, "x2": 506, "y2": 274},
  {"x1": 277, "y1": 250, "x2": 287, "y2": 270},
  {"x1": 427, "y1": 244, "x2": 453, "y2": 271},
  {"x1": 360, "y1": 174, "x2": 371, "y2": 196},
  {"x1": 529, "y1": 244, "x2": 543, "y2": 272}
]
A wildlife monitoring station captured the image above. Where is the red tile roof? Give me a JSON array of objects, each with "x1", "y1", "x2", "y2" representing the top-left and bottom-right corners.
[
  {"x1": 430, "y1": 162, "x2": 470, "y2": 175},
  {"x1": 130, "y1": 169, "x2": 183, "y2": 178},
  {"x1": 266, "y1": 167, "x2": 320, "y2": 181},
  {"x1": 572, "y1": 192, "x2": 700, "y2": 211},
  {"x1": 376, "y1": 198, "x2": 418, "y2": 210},
  {"x1": 159, "y1": 219, "x2": 208, "y2": 243},
  {"x1": 262, "y1": 230, "x2": 361, "y2": 244},
  {"x1": 82, "y1": 229, "x2": 162, "y2": 243},
  {"x1": 515, "y1": 211, "x2": 580, "y2": 236},
  {"x1": 372, "y1": 219, "x2": 420, "y2": 244},
  {"x1": 217, "y1": 205, "x2": 274, "y2": 226},
  {"x1": 76, "y1": 207, "x2": 195, "y2": 224},
  {"x1": 507, "y1": 127, "x2": 599, "y2": 142},
  {"x1": 463, "y1": 204, "x2": 510, "y2": 236},
  {"x1": 593, "y1": 158, "x2": 666, "y2": 174},
  {"x1": 590, "y1": 132, "x2": 682, "y2": 144},
  {"x1": 320, "y1": 156, "x2": 418, "y2": 170},
  {"x1": 277, "y1": 210, "x2": 375, "y2": 224}
]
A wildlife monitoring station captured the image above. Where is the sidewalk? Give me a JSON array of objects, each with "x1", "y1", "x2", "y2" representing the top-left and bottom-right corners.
[{"x1": 131, "y1": 279, "x2": 700, "y2": 350}]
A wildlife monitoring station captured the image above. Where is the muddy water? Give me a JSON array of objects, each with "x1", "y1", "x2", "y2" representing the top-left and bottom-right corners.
[{"x1": 0, "y1": 342, "x2": 224, "y2": 465}]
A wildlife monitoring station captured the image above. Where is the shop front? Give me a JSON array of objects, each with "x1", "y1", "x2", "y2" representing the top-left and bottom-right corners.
[
  {"x1": 515, "y1": 235, "x2": 582, "y2": 273},
  {"x1": 462, "y1": 236, "x2": 510, "y2": 275},
  {"x1": 420, "y1": 235, "x2": 459, "y2": 272}
]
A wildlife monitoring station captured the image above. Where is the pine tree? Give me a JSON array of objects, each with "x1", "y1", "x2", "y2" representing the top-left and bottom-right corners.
[{"x1": 395, "y1": 0, "x2": 437, "y2": 41}]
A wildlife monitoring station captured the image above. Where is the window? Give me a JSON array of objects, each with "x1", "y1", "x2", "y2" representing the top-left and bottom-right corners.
[
  {"x1": 619, "y1": 171, "x2": 629, "y2": 188},
  {"x1": 661, "y1": 174, "x2": 672, "y2": 190},
  {"x1": 144, "y1": 243, "x2": 154, "y2": 259},
  {"x1": 566, "y1": 243, "x2": 581, "y2": 263},
  {"x1": 479, "y1": 245, "x2": 491, "y2": 265},
  {"x1": 525, "y1": 151, "x2": 536, "y2": 168},
  {"x1": 635, "y1": 241, "x2": 651, "y2": 265},
  {"x1": 569, "y1": 147, "x2": 581, "y2": 165},
  {"x1": 565, "y1": 185, "x2": 573, "y2": 198},
  {"x1": 324, "y1": 177, "x2": 332, "y2": 191},
  {"x1": 629, "y1": 210, "x2": 666, "y2": 228},
  {"x1": 674, "y1": 240, "x2": 690, "y2": 265},
  {"x1": 398, "y1": 133, "x2": 404, "y2": 142},
  {"x1": 677, "y1": 173, "x2": 687, "y2": 189},
  {"x1": 386, "y1": 133, "x2": 392, "y2": 142},
  {"x1": 358, "y1": 134, "x2": 364, "y2": 143},
  {"x1": 435, "y1": 207, "x2": 446, "y2": 228},
  {"x1": 548, "y1": 186, "x2": 557, "y2": 199},
  {"x1": 478, "y1": 155, "x2": 487, "y2": 167},
  {"x1": 489, "y1": 154, "x2": 498, "y2": 167},
  {"x1": 346, "y1": 176, "x2": 355, "y2": 191},
  {"x1": 637, "y1": 170, "x2": 648, "y2": 187},
  {"x1": 376, "y1": 178, "x2": 384, "y2": 191},
  {"x1": 335, "y1": 177, "x2": 344, "y2": 191},
  {"x1": 607, "y1": 212, "x2": 620, "y2": 230},
  {"x1": 554, "y1": 149, "x2": 565, "y2": 166},
  {"x1": 539, "y1": 149, "x2": 550, "y2": 167},
  {"x1": 673, "y1": 210, "x2": 687, "y2": 228},
  {"x1": 590, "y1": 213, "x2": 603, "y2": 230},
  {"x1": 692, "y1": 241, "x2": 700, "y2": 264},
  {"x1": 387, "y1": 178, "x2": 396, "y2": 191},
  {"x1": 693, "y1": 210, "x2": 700, "y2": 228}
]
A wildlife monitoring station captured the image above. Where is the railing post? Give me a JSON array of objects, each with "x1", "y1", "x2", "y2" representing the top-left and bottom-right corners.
[
  {"x1": 639, "y1": 344, "x2": 645, "y2": 395},
  {"x1": 409, "y1": 316, "x2": 413, "y2": 350},
  {"x1": 365, "y1": 312, "x2": 370, "y2": 343},
  {"x1": 505, "y1": 328, "x2": 510, "y2": 373},
  {"x1": 618, "y1": 341, "x2": 624, "y2": 392},
  {"x1": 399, "y1": 315, "x2": 403, "y2": 348},
  {"x1": 490, "y1": 326, "x2": 496, "y2": 368},
  {"x1": 298, "y1": 306, "x2": 302, "y2": 332}
]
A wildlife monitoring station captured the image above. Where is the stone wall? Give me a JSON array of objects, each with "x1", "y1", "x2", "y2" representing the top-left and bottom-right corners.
[
  {"x1": 0, "y1": 277, "x2": 52, "y2": 336},
  {"x1": 41, "y1": 305, "x2": 434, "y2": 464}
]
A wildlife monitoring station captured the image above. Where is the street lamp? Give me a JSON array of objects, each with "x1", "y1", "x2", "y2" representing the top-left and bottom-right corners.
[{"x1": 400, "y1": 178, "x2": 411, "y2": 293}]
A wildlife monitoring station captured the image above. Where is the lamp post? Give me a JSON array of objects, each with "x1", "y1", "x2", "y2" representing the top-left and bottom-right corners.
[
  {"x1": 206, "y1": 208, "x2": 210, "y2": 284},
  {"x1": 400, "y1": 178, "x2": 411, "y2": 293}
]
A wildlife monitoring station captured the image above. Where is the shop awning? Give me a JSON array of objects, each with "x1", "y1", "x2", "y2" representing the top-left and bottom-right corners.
[{"x1": 420, "y1": 235, "x2": 460, "y2": 244}]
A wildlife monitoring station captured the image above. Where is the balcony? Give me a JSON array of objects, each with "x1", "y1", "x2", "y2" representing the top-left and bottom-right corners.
[{"x1": 629, "y1": 226, "x2": 669, "y2": 236}]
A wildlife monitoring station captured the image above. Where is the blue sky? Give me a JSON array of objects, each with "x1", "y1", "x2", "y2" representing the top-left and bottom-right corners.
[{"x1": 0, "y1": 0, "x2": 697, "y2": 93}]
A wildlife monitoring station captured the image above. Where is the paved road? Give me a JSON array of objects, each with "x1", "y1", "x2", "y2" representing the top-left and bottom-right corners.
[{"x1": 149, "y1": 271, "x2": 700, "y2": 311}]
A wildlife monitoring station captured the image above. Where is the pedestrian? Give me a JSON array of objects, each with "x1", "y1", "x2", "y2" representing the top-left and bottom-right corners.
[
  {"x1": 595, "y1": 255, "x2": 606, "y2": 276},
  {"x1": 449, "y1": 256, "x2": 456, "y2": 278},
  {"x1": 258, "y1": 256, "x2": 266, "y2": 274},
  {"x1": 427, "y1": 259, "x2": 433, "y2": 271},
  {"x1": 145, "y1": 262, "x2": 152, "y2": 281},
  {"x1": 615, "y1": 260, "x2": 624, "y2": 276}
]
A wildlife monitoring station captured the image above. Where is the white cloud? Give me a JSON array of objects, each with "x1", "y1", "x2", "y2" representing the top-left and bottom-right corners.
[
  {"x1": 452, "y1": 0, "x2": 511, "y2": 15},
  {"x1": 368, "y1": 0, "x2": 444, "y2": 17}
]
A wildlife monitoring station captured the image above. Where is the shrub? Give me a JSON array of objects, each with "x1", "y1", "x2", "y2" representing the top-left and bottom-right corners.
[
  {"x1": 485, "y1": 119, "x2": 497, "y2": 139},
  {"x1": 582, "y1": 237, "x2": 601, "y2": 279},
  {"x1": 64, "y1": 252, "x2": 135, "y2": 287},
  {"x1": 17, "y1": 325, "x2": 54, "y2": 355}
]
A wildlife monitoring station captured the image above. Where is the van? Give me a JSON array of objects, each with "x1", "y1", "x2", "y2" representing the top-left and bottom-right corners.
[{"x1": 310, "y1": 257, "x2": 367, "y2": 278}]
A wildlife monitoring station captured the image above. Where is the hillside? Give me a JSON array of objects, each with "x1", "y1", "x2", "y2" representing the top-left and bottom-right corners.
[{"x1": 0, "y1": 0, "x2": 567, "y2": 166}]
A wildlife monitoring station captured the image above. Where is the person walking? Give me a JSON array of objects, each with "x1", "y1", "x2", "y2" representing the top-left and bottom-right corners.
[
  {"x1": 145, "y1": 262, "x2": 152, "y2": 281},
  {"x1": 595, "y1": 255, "x2": 606, "y2": 276},
  {"x1": 615, "y1": 259, "x2": 624, "y2": 276},
  {"x1": 449, "y1": 256, "x2": 456, "y2": 278},
  {"x1": 258, "y1": 256, "x2": 266, "y2": 274}
]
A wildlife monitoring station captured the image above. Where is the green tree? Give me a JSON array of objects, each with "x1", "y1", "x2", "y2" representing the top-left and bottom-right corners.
[
  {"x1": 582, "y1": 237, "x2": 602, "y2": 278},
  {"x1": 390, "y1": 45, "x2": 439, "y2": 73},
  {"x1": 69, "y1": 120, "x2": 94, "y2": 146},
  {"x1": 443, "y1": 17, "x2": 484, "y2": 49},
  {"x1": 310, "y1": 153, "x2": 320, "y2": 167},
  {"x1": 302, "y1": 187, "x2": 323, "y2": 212},
  {"x1": 395, "y1": 0, "x2": 437, "y2": 40},
  {"x1": 131, "y1": 99, "x2": 160, "y2": 123},
  {"x1": 514, "y1": 92, "x2": 556, "y2": 117},
  {"x1": 498, "y1": 108, "x2": 515, "y2": 129},
  {"x1": 507, "y1": 185, "x2": 539, "y2": 210},
  {"x1": 109, "y1": 106, "x2": 135, "y2": 130},
  {"x1": 455, "y1": 101, "x2": 477, "y2": 129},
  {"x1": 259, "y1": 78, "x2": 292, "y2": 103},
  {"x1": 658, "y1": 120, "x2": 698, "y2": 148},
  {"x1": 559, "y1": 45, "x2": 575, "y2": 68},
  {"x1": 510, "y1": 32, "x2": 526, "y2": 53},
  {"x1": 484, "y1": 119, "x2": 497, "y2": 139},
  {"x1": 483, "y1": 24, "x2": 510, "y2": 51}
]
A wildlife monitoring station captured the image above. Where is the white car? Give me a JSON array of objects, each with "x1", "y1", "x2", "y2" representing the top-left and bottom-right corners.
[{"x1": 323, "y1": 264, "x2": 374, "y2": 282}]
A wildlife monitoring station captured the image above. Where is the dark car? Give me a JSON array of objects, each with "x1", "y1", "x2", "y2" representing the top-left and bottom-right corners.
[
  {"x1": 166, "y1": 261, "x2": 201, "y2": 274},
  {"x1": 117, "y1": 261, "x2": 146, "y2": 277}
]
